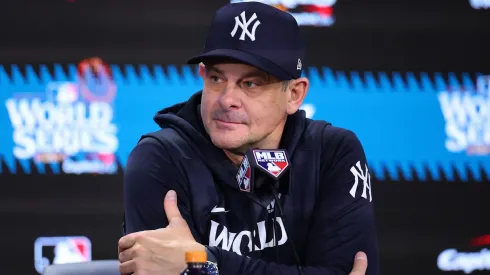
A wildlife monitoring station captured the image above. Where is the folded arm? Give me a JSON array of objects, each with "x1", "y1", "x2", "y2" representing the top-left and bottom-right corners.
[
  {"x1": 123, "y1": 130, "x2": 379, "y2": 275},
  {"x1": 123, "y1": 137, "x2": 201, "y2": 241}
]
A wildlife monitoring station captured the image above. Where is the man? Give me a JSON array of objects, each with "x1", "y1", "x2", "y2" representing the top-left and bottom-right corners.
[{"x1": 118, "y1": 1, "x2": 379, "y2": 275}]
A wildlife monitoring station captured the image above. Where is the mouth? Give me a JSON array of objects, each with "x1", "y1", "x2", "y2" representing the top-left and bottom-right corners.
[{"x1": 214, "y1": 119, "x2": 242, "y2": 127}]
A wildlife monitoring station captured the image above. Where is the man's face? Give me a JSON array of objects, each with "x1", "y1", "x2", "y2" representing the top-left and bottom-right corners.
[{"x1": 199, "y1": 62, "x2": 298, "y2": 152}]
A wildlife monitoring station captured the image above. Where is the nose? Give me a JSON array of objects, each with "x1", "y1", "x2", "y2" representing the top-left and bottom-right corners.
[{"x1": 218, "y1": 83, "x2": 242, "y2": 110}]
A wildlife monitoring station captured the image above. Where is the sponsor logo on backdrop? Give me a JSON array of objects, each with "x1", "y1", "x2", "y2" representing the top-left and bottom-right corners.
[
  {"x1": 438, "y1": 75, "x2": 490, "y2": 156},
  {"x1": 437, "y1": 235, "x2": 490, "y2": 274},
  {"x1": 469, "y1": 0, "x2": 490, "y2": 9},
  {"x1": 230, "y1": 0, "x2": 337, "y2": 27},
  {"x1": 4, "y1": 57, "x2": 119, "y2": 174},
  {"x1": 34, "y1": 236, "x2": 92, "y2": 274}
]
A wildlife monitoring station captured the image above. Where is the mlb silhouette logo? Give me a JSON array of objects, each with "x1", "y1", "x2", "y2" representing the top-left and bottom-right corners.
[
  {"x1": 34, "y1": 236, "x2": 92, "y2": 274},
  {"x1": 253, "y1": 150, "x2": 289, "y2": 178},
  {"x1": 45, "y1": 82, "x2": 79, "y2": 104}
]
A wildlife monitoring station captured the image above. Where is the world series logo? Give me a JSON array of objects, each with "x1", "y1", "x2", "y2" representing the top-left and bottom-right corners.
[{"x1": 3, "y1": 57, "x2": 119, "y2": 174}]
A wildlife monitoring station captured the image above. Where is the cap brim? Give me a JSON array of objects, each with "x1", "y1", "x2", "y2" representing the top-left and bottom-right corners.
[{"x1": 187, "y1": 49, "x2": 292, "y2": 80}]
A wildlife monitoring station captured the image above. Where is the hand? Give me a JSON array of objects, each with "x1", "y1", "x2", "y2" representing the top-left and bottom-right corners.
[
  {"x1": 349, "y1": 251, "x2": 368, "y2": 275},
  {"x1": 118, "y1": 190, "x2": 205, "y2": 275}
]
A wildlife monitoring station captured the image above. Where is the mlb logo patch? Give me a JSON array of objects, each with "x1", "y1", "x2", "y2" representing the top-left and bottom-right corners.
[
  {"x1": 236, "y1": 155, "x2": 252, "y2": 192},
  {"x1": 253, "y1": 150, "x2": 289, "y2": 178},
  {"x1": 34, "y1": 236, "x2": 92, "y2": 274}
]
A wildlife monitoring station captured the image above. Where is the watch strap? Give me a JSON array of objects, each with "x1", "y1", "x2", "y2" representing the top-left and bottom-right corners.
[{"x1": 205, "y1": 245, "x2": 219, "y2": 264}]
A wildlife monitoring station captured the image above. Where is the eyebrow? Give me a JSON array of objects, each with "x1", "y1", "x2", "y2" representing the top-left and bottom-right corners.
[
  {"x1": 241, "y1": 70, "x2": 269, "y2": 81},
  {"x1": 206, "y1": 66, "x2": 225, "y2": 75},
  {"x1": 206, "y1": 65, "x2": 270, "y2": 81}
]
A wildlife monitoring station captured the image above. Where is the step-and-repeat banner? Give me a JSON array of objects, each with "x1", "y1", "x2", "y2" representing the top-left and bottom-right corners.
[
  {"x1": 0, "y1": 58, "x2": 489, "y2": 275},
  {"x1": 1, "y1": 59, "x2": 489, "y2": 180}
]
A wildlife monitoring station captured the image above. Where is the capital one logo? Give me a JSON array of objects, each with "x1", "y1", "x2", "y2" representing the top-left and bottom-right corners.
[
  {"x1": 231, "y1": 11, "x2": 261, "y2": 41},
  {"x1": 437, "y1": 235, "x2": 490, "y2": 274},
  {"x1": 349, "y1": 161, "x2": 373, "y2": 202}
]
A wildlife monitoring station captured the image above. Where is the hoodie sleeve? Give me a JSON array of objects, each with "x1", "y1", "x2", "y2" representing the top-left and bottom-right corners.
[
  {"x1": 123, "y1": 137, "x2": 201, "y2": 241},
  {"x1": 210, "y1": 129, "x2": 379, "y2": 275}
]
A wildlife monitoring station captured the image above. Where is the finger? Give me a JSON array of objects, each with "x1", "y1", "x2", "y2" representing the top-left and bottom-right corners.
[
  {"x1": 118, "y1": 244, "x2": 138, "y2": 263},
  {"x1": 163, "y1": 190, "x2": 184, "y2": 223},
  {"x1": 350, "y1": 251, "x2": 368, "y2": 275},
  {"x1": 119, "y1": 259, "x2": 136, "y2": 275},
  {"x1": 118, "y1": 233, "x2": 138, "y2": 252}
]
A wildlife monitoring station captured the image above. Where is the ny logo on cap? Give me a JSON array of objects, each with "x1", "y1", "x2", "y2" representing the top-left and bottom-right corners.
[{"x1": 231, "y1": 11, "x2": 261, "y2": 41}]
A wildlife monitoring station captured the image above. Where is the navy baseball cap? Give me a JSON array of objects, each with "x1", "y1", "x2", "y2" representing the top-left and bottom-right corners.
[{"x1": 187, "y1": 1, "x2": 304, "y2": 80}]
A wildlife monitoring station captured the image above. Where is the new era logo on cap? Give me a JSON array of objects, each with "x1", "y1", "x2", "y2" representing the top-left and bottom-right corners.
[{"x1": 187, "y1": 1, "x2": 305, "y2": 80}]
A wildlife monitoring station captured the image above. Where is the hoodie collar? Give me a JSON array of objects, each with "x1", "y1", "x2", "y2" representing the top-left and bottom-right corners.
[{"x1": 153, "y1": 91, "x2": 307, "y2": 191}]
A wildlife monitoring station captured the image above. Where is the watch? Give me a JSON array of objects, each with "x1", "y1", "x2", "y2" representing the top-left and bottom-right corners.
[
  {"x1": 204, "y1": 246, "x2": 219, "y2": 274},
  {"x1": 203, "y1": 261, "x2": 219, "y2": 275}
]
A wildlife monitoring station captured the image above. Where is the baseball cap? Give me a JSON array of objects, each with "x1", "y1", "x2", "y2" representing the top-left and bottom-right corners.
[{"x1": 187, "y1": 1, "x2": 304, "y2": 80}]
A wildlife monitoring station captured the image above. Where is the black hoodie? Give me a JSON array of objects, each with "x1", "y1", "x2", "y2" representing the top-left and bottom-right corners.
[{"x1": 123, "y1": 91, "x2": 379, "y2": 275}]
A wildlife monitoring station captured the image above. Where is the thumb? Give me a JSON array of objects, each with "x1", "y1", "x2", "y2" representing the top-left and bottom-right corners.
[
  {"x1": 349, "y1": 251, "x2": 368, "y2": 275},
  {"x1": 163, "y1": 190, "x2": 187, "y2": 228}
]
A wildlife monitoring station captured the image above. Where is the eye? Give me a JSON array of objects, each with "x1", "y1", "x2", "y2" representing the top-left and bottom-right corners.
[
  {"x1": 209, "y1": 75, "x2": 222, "y2": 83},
  {"x1": 242, "y1": 81, "x2": 257, "y2": 88}
]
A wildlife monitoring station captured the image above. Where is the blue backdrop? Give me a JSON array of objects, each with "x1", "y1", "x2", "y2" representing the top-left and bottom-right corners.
[{"x1": 1, "y1": 64, "x2": 489, "y2": 181}]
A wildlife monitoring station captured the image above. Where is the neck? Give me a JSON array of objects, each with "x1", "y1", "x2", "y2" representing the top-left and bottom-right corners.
[
  {"x1": 223, "y1": 150, "x2": 247, "y2": 166},
  {"x1": 224, "y1": 120, "x2": 286, "y2": 166}
]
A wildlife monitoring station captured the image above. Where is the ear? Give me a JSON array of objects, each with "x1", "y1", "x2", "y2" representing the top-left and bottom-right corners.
[
  {"x1": 286, "y1": 77, "x2": 309, "y2": 115},
  {"x1": 198, "y1": 62, "x2": 206, "y2": 79}
]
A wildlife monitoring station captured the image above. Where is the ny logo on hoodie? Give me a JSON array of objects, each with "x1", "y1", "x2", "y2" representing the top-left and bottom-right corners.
[{"x1": 349, "y1": 161, "x2": 373, "y2": 202}]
